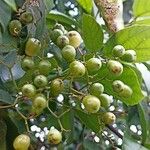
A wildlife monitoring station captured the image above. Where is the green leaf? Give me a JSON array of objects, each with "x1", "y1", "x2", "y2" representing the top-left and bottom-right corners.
[
  {"x1": 133, "y1": 0, "x2": 150, "y2": 17},
  {"x1": 100, "y1": 66, "x2": 144, "y2": 106},
  {"x1": 104, "y1": 25, "x2": 150, "y2": 62},
  {"x1": 3, "y1": 0, "x2": 17, "y2": 11},
  {"x1": 122, "y1": 133, "x2": 148, "y2": 150},
  {"x1": 77, "y1": 0, "x2": 93, "y2": 14},
  {"x1": 44, "y1": 0, "x2": 54, "y2": 13},
  {"x1": 75, "y1": 109, "x2": 101, "y2": 133},
  {"x1": 82, "y1": 14, "x2": 103, "y2": 52},
  {"x1": 0, "y1": 89, "x2": 14, "y2": 104},
  {"x1": 46, "y1": 10, "x2": 79, "y2": 27}
]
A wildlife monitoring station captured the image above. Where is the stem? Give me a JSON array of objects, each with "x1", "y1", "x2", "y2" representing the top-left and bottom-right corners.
[{"x1": 71, "y1": 88, "x2": 85, "y2": 96}]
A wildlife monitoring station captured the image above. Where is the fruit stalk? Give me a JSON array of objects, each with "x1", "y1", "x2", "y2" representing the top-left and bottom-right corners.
[{"x1": 94, "y1": 0, "x2": 124, "y2": 33}]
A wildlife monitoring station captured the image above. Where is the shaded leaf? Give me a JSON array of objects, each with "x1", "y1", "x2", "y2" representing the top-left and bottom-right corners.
[{"x1": 3, "y1": 0, "x2": 17, "y2": 11}]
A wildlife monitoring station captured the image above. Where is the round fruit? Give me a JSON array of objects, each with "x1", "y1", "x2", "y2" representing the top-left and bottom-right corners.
[
  {"x1": 9, "y1": 20, "x2": 22, "y2": 36},
  {"x1": 34, "y1": 75, "x2": 48, "y2": 88},
  {"x1": 20, "y1": 12, "x2": 33, "y2": 24},
  {"x1": 102, "y1": 112, "x2": 116, "y2": 125},
  {"x1": 67, "y1": 31, "x2": 82, "y2": 48},
  {"x1": 121, "y1": 50, "x2": 137, "y2": 62},
  {"x1": 57, "y1": 35, "x2": 69, "y2": 48},
  {"x1": 82, "y1": 95, "x2": 101, "y2": 113},
  {"x1": 62, "y1": 45, "x2": 76, "y2": 62},
  {"x1": 38, "y1": 60, "x2": 51, "y2": 76},
  {"x1": 99, "y1": 94, "x2": 111, "y2": 108},
  {"x1": 112, "y1": 45, "x2": 125, "y2": 57},
  {"x1": 22, "y1": 84, "x2": 36, "y2": 98},
  {"x1": 118, "y1": 85, "x2": 133, "y2": 98},
  {"x1": 50, "y1": 78, "x2": 64, "y2": 96},
  {"x1": 107, "y1": 60, "x2": 123, "y2": 76},
  {"x1": 69, "y1": 61, "x2": 86, "y2": 78},
  {"x1": 21, "y1": 57, "x2": 35, "y2": 71},
  {"x1": 13, "y1": 134, "x2": 30, "y2": 150},
  {"x1": 53, "y1": 23, "x2": 65, "y2": 33},
  {"x1": 25, "y1": 38, "x2": 41, "y2": 56},
  {"x1": 33, "y1": 94, "x2": 47, "y2": 110},
  {"x1": 112, "y1": 80, "x2": 124, "y2": 92},
  {"x1": 47, "y1": 128, "x2": 62, "y2": 145},
  {"x1": 50, "y1": 29, "x2": 63, "y2": 43},
  {"x1": 89, "y1": 83, "x2": 104, "y2": 97},
  {"x1": 86, "y1": 58, "x2": 102, "y2": 74}
]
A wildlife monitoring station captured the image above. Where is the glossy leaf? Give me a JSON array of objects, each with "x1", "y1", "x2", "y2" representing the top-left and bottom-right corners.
[{"x1": 82, "y1": 14, "x2": 103, "y2": 52}]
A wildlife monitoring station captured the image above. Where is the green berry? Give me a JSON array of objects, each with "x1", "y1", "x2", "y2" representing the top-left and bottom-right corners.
[
  {"x1": 86, "y1": 58, "x2": 102, "y2": 74},
  {"x1": 62, "y1": 45, "x2": 76, "y2": 62},
  {"x1": 118, "y1": 85, "x2": 133, "y2": 98},
  {"x1": 50, "y1": 29, "x2": 63, "y2": 43},
  {"x1": 20, "y1": 12, "x2": 33, "y2": 24},
  {"x1": 107, "y1": 60, "x2": 123, "y2": 76},
  {"x1": 9, "y1": 20, "x2": 22, "y2": 36},
  {"x1": 112, "y1": 80, "x2": 124, "y2": 92},
  {"x1": 34, "y1": 75, "x2": 48, "y2": 88},
  {"x1": 22, "y1": 84, "x2": 36, "y2": 98},
  {"x1": 121, "y1": 50, "x2": 137, "y2": 62},
  {"x1": 99, "y1": 94, "x2": 111, "y2": 108},
  {"x1": 21, "y1": 57, "x2": 35, "y2": 71},
  {"x1": 82, "y1": 95, "x2": 101, "y2": 113},
  {"x1": 112, "y1": 45, "x2": 125, "y2": 57},
  {"x1": 89, "y1": 83, "x2": 104, "y2": 97},
  {"x1": 67, "y1": 31, "x2": 82, "y2": 48},
  {"x1": 69, "y1": 61, "x2": 86, "y2": 78},
  {"x1": 57, "y1": 35, "x2": 69, "y2": 48},
  {"x1": 102, "y1": 112, "x2": 116, "y2": 125},
  {"x1": 38, "y1": 60, "x2": 51, "y2": 76},
  {"x1": 53, "y1": 23, "x2": 65, "y2": 33}
]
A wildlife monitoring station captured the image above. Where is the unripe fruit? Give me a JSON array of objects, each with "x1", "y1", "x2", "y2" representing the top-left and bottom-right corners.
[
  {"x1": 20, "y1": 12, "x2": 33, "y2": 24},
  {"x1": 62, "y1": 45, "x2": 76, "y2": 62},
  {"x1": 50, "y1": 29, "x2": 63, "y2": 43},
  {"x1": 25, "y1": 38, "x2": 41, "y2": 56},
  {"x1": 47, "y1": 128, "x2": 62, "y2": 145},
  {"x1": 67, "y1": 31, "x2": 82, "y2": 48},
  {"x1": 121, "y1": 50, "x2": 137, "y2": 62},
  {"x1": 38, "y1": 60, "x2": 51, "y2": 76},
  {"x1": 22, "y1": 84, "x2": 36, "y2": 98},
  {"x1": 13, "y1": 134, "x2": 30, "y2": 150},
  {"x1": 69, "y1": 61, "x2": 86, "y2": 78},
  {"x1": 82, "y1": 95, "x2": 101, "y2": 113},
  {"x1": 57, "y1": 35, "x2": 69, "y2": 48},
  {"x1": 53, "y1": 23, "x2": 65, "y2": 33},
  {"x1": 9, "y1": 20, "x2": 22, "y2": 36},
  {"x1": 112, "y1": 80, "x2": 124, "y2": 92},
  {"x1": 118, "y1": 85, "x2": 133, "y2": 98},
  {"x1": 50, "y1": 78, "x2": 64, "y2": 96},
  {"x1": 112, "y1": 45, "x2": 125, "y2": 57},
  {"x1": 86, "y1": 58, "x2": 102, "y2": 74},
  {"x1": 21, "y1": 57, "x2": 35, "y2": 71},
  {"x1": 34, "y1": 75, "x2": 48, "y2": 88},
  {"x1": 89, "y1": 83, "x2": 104, "y2": 97},
  {"x1": 99, "y1": 94, "x2": 111, "y2": 108},
  {"x1": 107, "y1": 60, "x2": 123, "y2": 76},
  {"x1": 102, "y1": 112, "x2": 116, "y2": 125},
  {"x1": 33, "y1": 94, "x2": 47, "y2": 110}
]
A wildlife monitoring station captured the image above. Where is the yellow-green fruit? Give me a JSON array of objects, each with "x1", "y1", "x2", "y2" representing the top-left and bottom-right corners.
[
  {"x1": 21, "y1": 57, "x2": 35, "y2": 71},
  {"x1": 69, "y1": 60, "x2": 86, "y2": 78},
  {"x1": 13, "y1": 134, "x2": 30, "y2": 150},
  {"x1": 20, "y1": 12, "x2": 33, "y2": 24},
  {"x1": 22, "y1": 84, "x2": 36, "y2": 98},
  {"x1": 62, "y1": 45, "x2": 76, "y2": 62},
  {"x1": 89, "y1": 83, "x2": 104, "y2": 97},
  {"x1": 57, "y1": 35, "x2": 69, "y2": 48},
  {"x1": 121, "y1": 50, "x2": 137, "y2": 62},
  {"x1": 107, "y1": 60, "x2": 123, "y2": 76},
  {"x1": 67, "y1": 31, "x2": 82, "y2": 48},
  {"x1": 112, "y1": 45, "x2": 125, "y2": 57},
  {"x1": 99, "y1": 94, "x2": 111, "y2": 108},
  {"x1": 82, "y1": 95, "x2": 101, "y2": 113},
  {"x1": 25, "y1": 38, "x2": 41, "y2": 56},
  {"x1": 86, "y1": 58, "x2": 102, "y2": 74},
  {"x1": 102, "y1": 112, "x2": 116, "y2": 125},
  {"x1": 112, "y1": 80, "x2": 124, "y2": 92},
  {"x1": 9, "y1": 20, "x2": 22, "y2": 36},
  {"x1": 118, "y1": 85, "x2": 133, "y2": 98},
  {"x1": 50, "y1": 29, "x2": 63, "y2": 43},
  {"x1": 47, "y1": 128, "x2": 62, "y2": 145},
  {"x1": 34, "y1": 75, "x2": 48, "y2": 88},
  {"x1": 38, "y1": 60, "x2": 51, "y2": 76},
  {"x1": 50, "y1": 78, "x2": 64, "y2": 96},
  {"x1": 53, "y1": 23, "x2": 65, "y2": 33}
]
